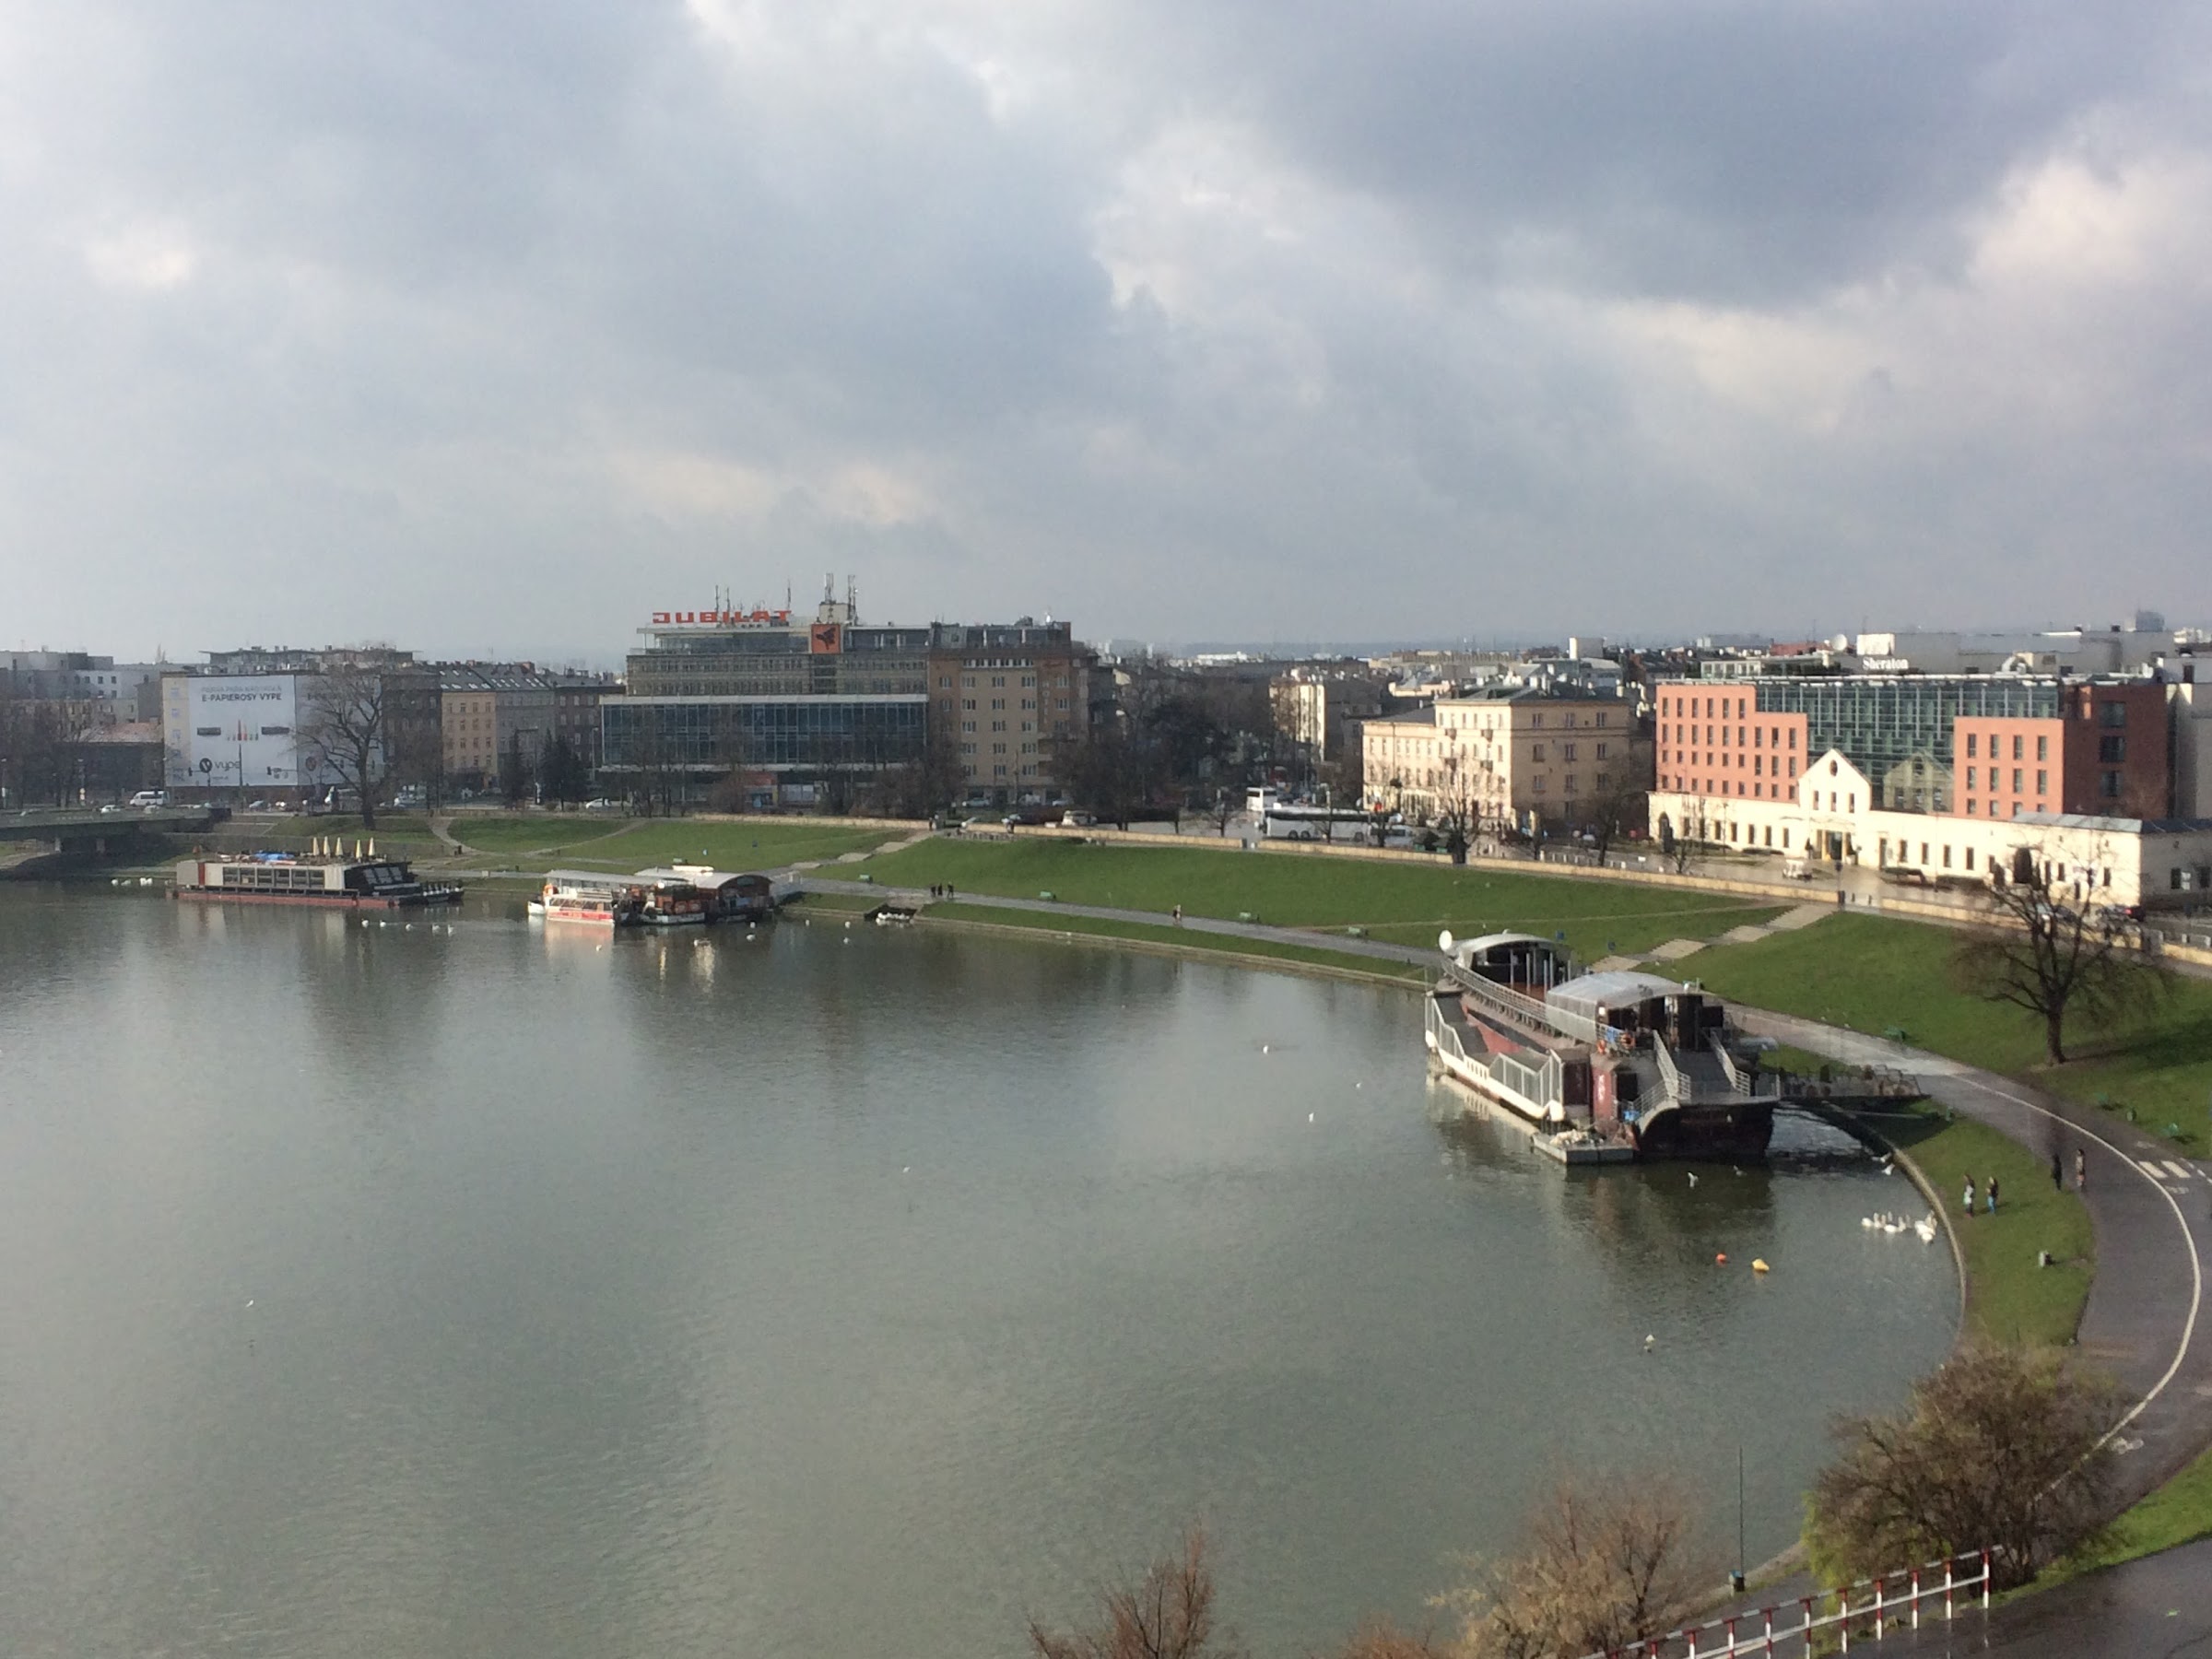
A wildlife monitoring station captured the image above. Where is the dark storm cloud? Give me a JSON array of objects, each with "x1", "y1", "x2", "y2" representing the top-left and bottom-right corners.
[
  {"x1": 1, "y1": 0, "x2": 2208, "y2": 653},
  {"x1": 1122, "y1": 0, "x2": 2194, "y2": 300}
]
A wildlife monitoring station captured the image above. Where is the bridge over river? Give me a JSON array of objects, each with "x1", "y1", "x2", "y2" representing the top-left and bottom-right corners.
[{"x1": 0, "y1": 805, "x2": 222, "y2": 859}]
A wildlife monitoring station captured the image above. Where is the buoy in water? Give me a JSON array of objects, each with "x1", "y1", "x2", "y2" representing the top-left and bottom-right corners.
[
  {"x1": 1715, "y1": 1253, "x2": 1727, "y2": 1265},
  {"x1": 1751, "y1": 1258, "x2": 1771, "y2": 1274}
]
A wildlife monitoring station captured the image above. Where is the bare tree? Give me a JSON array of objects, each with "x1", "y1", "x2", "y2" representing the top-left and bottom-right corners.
[
  {"x1": 1030, "y1": 1527, "x2": 1237, "y2": 1659},
  {"x1": 1952, "y1": 853, "x2": 2169, "y2": 1064},
  {"x1": 1432, "y1": 758, "x2": 1478, "y2": 864},
  {"x1": 1435, "y1": 1472, "x2": 1711, "y2": 1659},
  {"x1": 1806, "y1": 1340, "x2": 2120, "y2": 1590},
  {"x1": 300, "y1": 665, "x2": 391, "y2": 828},
  {"x1": 1583, "y1": 760, "x2": 1647, "y2": 862},
  {"x1": 1323, "y1": 1620, "x2": 1450, "y2": 1659}
]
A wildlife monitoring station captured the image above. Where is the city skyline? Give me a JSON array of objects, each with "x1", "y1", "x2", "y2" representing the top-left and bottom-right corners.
[{"x1": 6, "y1": 3, "x2": 2211, "y2": 659}]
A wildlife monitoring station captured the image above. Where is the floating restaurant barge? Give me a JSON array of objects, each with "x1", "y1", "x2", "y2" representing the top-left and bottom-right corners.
[
  {"x1": 1424, "y1": 933, "x2": 1778, "y2": 1164},
  {"x1": 173, "y1": 851, "x2": 463, "y2": 910},
  {"x1": 529, "y1": 865, "x2": 779, "y2": 929}
]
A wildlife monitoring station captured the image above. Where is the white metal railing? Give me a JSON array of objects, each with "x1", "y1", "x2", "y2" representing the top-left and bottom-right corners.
[
  {"x1": 1441, "y1": 959, "x2": 1602, "y2": 1042},
  {"x1": 1712, "y1": 1041, "x2": 1747, "y2": 1093},
  {"x1": 1572, "y1": 1548, "x2": 1992, "y2": 1658},
  {"x1": 1652, "y1": 1036, "x2": 1684, "y2": 1106}
]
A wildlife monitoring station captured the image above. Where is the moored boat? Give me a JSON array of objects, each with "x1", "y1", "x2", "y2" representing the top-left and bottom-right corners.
[
  {"x1": 1424, "y1": 931, "x2": 1776, "y2": 1163},
  {"x1": 173, "y1": 853, "x2": 462, "y2": 910},
  {"x1": 531, "y1": 872, "x2": 637, "y2": 925}
]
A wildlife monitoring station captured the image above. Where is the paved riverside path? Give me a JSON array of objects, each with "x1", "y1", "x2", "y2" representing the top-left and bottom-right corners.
[
  {"x1": 1734, "y1": 1008, "x2": 2211, "y2": 1515},
  {"x1": 792, "y1": 875, "x2": 1442, "y2": 973},
  {"x1": 1865, "y1": 1535, "x2": 2212, "y2": 1655}
]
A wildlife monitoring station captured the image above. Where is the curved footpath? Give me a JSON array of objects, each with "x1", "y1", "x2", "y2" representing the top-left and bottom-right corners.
[{"x1": 801, "y1": 873, "x2": 2212, "y2": 1642}]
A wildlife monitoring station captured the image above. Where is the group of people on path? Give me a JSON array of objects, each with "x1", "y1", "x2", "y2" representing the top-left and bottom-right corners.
[
  {"x1": 926, "y1": 883, "x2": 957, "y2": 900},
  {"x1": 1962, "y1": 1147, "x2": 2087, "y2": 1216}
]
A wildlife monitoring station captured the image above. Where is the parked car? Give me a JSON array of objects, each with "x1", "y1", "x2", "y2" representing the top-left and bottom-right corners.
[{"x1": 583, "y1": 797, "x2": 621, "y2": 812}]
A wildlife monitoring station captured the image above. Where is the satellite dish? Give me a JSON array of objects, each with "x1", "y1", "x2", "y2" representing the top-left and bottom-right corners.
[{"x1": 1438, "y1": 930, "x2": 1455, "y2": 954}]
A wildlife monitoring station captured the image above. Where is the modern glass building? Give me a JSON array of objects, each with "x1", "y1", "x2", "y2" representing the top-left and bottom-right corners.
[
  {"x1": 1677, "y1": 676, "x2": 2070, "y2": 813},
  {"x1": 601, "y1": 695, "x2": 927, "y2": 776},
  {"x1": 599, "y1": 600, "x2": 1087, "y2": 806}
]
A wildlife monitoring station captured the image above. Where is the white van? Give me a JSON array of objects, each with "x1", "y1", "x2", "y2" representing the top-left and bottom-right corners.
[{"x1": 129, "y1": 790, "x2": 169, "y2": 809}]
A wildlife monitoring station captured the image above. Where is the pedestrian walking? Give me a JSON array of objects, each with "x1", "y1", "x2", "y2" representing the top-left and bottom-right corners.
[
  {"x1": 1987, "y1": 1175, "x2": 2000, "y2": 1214},
  {"x1": 2052, "y1": 1151, "x2": 2064, "y2": 1192},
  {"x1": 1963, "y1": 1175, "x2": 1977, "y2": 1214},
  {"x1": 2077, "y1": 1147, "x2": 2088, "y2": 1192}
]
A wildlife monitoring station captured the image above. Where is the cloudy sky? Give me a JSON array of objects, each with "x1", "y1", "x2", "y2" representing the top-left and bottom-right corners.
[{"x1": 4, "y1": 1, "x2": 2208, "y2": 663}]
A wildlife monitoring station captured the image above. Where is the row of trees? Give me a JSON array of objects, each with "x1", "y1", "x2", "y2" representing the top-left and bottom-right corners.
[
  {"x1": 1030, "y1": 1343, "x2": 2121, "y2": 1658},
  {"x1": 0, "y1": 683, "x2": 103, "y2": 807},
  {"x1": 293, "y1": 665, "x2": 597, "y2": 827}
]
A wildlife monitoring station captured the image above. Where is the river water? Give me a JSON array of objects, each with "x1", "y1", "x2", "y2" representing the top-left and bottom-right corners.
[{"x1": 0, "y1": 886, "x2": 1955, "y2": 1658}]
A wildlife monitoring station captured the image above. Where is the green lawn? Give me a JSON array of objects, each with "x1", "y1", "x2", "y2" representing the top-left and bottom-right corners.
[
  {"x1": 1677, "y1": 914, "x2": 2212, "y2": 1158},
  {"x1": 441, "y1": 813, "x2": 628, "y2": 853},
  {"x1": 203, "y1": 814, "x2": 442, "y2": 857},
  {"x1": 2050, "y1": 1441, "x2": 2212, "y2": 1584},
  {"x1": 921, "y1": 900, "x2": 1432, "y2": 983},
  {"x1": 455, "y1": 819, "x2": 900, "y2": 873},
  {"x1": 1868, "y1": 1106, "x2": 2094, "y2": 1347},
  {"x1": 852, "y1": 840, "x2": 1784, "y2": 962}
]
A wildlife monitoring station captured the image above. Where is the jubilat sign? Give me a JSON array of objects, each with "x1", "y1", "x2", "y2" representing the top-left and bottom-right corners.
[{"x1": 651, "y1": 607, "x2": 794, "y2": 627}]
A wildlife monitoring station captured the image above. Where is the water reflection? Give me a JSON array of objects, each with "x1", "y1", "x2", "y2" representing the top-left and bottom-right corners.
[{"x1": 0, "y1": 886, "x2": 1955, "y2": 1659}]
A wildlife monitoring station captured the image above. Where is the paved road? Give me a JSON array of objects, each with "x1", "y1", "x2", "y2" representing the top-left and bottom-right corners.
[
  {"x1": 1735, "y1": 1010, "x2": 2212, "y2": 1513},
  {"x1": 1864, "y1": 1536, "x2": 2212, "y2": 1655}
]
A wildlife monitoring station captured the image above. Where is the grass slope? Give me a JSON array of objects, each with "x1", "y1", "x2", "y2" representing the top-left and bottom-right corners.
[
  {"x1": 2056, "y1": 1442, "x2": 2212, "y2": 1581},
  {"x1": 1678, "y1": 914, "x2": 2212, "y2": 1577},
  {"x1": 1868, "y1": 1106, "x2": 2094, "y2": 1347},
  {"x1": 441, "y1": 814, "x2": 628, "y2": 853},
  {"x1": 853, "y1": 839, "x2": 1782, "y2": 961},
  {"x1": 921, "y1": 900, "x2": 1432, "y2": 982},
  {"x1": 453, "y1": 818, "x2": 898, "y2": 872},
  {"x1": 1677, "y1": 913, "x2": 2212, "y2": 1158}
]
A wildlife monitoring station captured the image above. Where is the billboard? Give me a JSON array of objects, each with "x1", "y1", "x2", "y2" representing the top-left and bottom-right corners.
[{"x1": 165, "y1": 676, "x2": 317, "y2": 792}]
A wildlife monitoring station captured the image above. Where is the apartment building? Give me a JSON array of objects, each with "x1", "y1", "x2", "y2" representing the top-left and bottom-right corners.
[
  {"x1": 439, "y1": 665, "x2": 616, "y2": 793},
  {"x1": 1648, "y1": 674, "x2": 2212, "y2": 905},
  {"x1": 1363, "y1": 686, "x2": 1648, "y2": 834},
  {"x1": 1654, "y1": 676, "x2": 2171, "y2": 822},
  {"x1": 924, "y1": 622, "x2": 1093, "y2": 804}
]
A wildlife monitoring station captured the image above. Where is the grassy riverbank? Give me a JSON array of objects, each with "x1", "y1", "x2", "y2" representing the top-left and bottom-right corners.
[
  {"x1": 1678, "y1": 913, "x2": 2212, "y2": 1158},
  {"x1": 1676, "y1": 913, "x2": 2212, "y2": 1572},
  {"x1": 851, "y1": 838, "x2": 1783, "y2": 961},
  {"x1": 443, "y1": 816, "x2": 900, "y2": 872},
  {"x1": 1863, "y1": 1103, "x2": 2094, "y2": 1347},
  {"x1": 921, "y1": 901, "x2": 1433, "y2": 983}
]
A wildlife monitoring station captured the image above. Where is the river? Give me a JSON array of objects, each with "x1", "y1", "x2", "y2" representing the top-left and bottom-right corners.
[{"x1": 0, "y1": 885, "x2": 1955, "y2": 1657}]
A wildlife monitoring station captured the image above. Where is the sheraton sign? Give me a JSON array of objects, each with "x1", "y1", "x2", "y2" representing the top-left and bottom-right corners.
[{"x1": 651, "y1": 607, "x2": 794, "y2": 627}]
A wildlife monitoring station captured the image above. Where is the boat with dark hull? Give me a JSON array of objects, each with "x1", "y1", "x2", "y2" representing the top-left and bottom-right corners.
[
  {"x1": 173, "y1": 853, "x2": 462, "y2": 910},
  {"x1": 1423, "y1": 932, "x2": 1776, "y2": 1164}
]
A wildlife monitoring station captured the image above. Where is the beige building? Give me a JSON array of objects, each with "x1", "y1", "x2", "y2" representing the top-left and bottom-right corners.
[
  {"x1": 925, "y1": 623, "x2": 1093, "y2": 803},
  {"x1": 1362, "y1": 687, "x2": 1647, "y2": 833},
  {"x1": 439, "y1": 665, "x2": 615, "y2": 792},
  {"x1": 1649, "y1": 750, "x2": 2212, "y2": 908}
]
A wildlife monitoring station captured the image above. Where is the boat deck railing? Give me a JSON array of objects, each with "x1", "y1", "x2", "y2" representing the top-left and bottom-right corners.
[{"x1": 1439, "y1": 958, "x2": 1594, "y2": 1042}]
